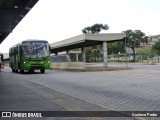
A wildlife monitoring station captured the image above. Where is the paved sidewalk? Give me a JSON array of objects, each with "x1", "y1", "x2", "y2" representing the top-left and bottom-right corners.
[{"x1": 0, "y1": 71, "x2": 84, "y2": 120}]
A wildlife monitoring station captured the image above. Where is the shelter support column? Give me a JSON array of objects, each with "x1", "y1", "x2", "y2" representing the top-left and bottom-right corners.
[
  {"x1": 81, "y1": 47, "x2": 86, "y2": 62},
  {"x1": 103, "y1": 41, "x2": 108, "y2": 68},
  {"x1": 76, "y1": 53, "x2": 79, "y2": 62},
  {"x1": 66, "y1": 50, "x2": 70, "y2": 61},
  {"x1": 81, "y1": 47, "x2": 86, "y2": 69}
]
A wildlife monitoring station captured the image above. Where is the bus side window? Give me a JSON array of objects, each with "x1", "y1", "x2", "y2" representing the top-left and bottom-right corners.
[
  {"x1": 15, "y1": 46, "x2": 18, "y2": 54},
  {"x1": 12, "y1": 48, "x2": 14, "y2": 55},
  {"x1": 19, "y1": 45, "x2": 22, "y2": 54},
  {"x1": 9, "y1": 49, "x2": 11, "y2": 56},
  {"x1": 49, "y1": 46, "x2": 51, "y2": 52},
  {"x1": 13, "y1": 47, "x2": 16, "y2": 55},
  {"x1": 17, "y1": 46, "x2": 18, "y2": 54},
  {"x1": 18, "y1": 45, "x2": 20, "y2": 54}
]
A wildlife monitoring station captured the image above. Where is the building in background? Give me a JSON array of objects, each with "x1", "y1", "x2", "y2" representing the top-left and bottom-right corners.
[{"x1": 148, "y1": 34, "x2": 160, "y2": 46}]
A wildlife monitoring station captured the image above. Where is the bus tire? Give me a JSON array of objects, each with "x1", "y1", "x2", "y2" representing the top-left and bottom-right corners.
[
  {"x1": 11, "y1": 63, "x2": 14, "y2": 72},
  {"x1": 40, "y1": 69, "x2": 45, "y2": 73},
  {"x1": 15, "y1": 69, "x2": 18, "y2": 73},
  {"x1": 29, "y1": 70, "x2": 34, "y2": 73},
  {"x1": 12, "y1": 69, "x2": 15, "y2": 72},
  {"x1": 20, "y1": 70, "x2": 24, "y2": 74}
]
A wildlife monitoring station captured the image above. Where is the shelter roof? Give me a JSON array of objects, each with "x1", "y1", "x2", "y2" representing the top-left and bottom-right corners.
[
  {"x1": 0, "y1": 0, "x2": 39, "y2": 44},
  {"x1": 50, "y1": 33, "x2": 126, "y2": 53}
]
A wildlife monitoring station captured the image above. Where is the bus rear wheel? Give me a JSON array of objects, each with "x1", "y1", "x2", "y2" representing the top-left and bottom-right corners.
[
  {"x1": 40, "y1": 69, "x2": 45, "y2": 73},
  {"x1": 12, "y1": 69, "x2": 15, "y2": 72}
]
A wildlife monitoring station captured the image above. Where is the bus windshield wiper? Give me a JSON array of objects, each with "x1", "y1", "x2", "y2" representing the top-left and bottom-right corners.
[{"x1": 38, "y1": 53, "x2": 45, "y2": 59}]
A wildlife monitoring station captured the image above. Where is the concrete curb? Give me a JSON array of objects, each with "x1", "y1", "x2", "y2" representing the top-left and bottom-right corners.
[{"x1": 52, "y1": 67, "x2": 133, "y2": 72}]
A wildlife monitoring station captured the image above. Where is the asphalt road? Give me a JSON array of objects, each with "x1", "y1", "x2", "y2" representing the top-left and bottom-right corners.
[{"x1": 2, "y1": 63, "x2": 160, "y2": 110}]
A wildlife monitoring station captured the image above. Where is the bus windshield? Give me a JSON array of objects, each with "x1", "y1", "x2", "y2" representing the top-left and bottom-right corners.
[{"x1": 22, "y1": 41, "x2": 49, "y2": 58}]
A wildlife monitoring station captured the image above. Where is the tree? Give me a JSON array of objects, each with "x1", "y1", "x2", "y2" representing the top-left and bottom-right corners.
[
  {"x1": 82, "y1": 23, "x2": 109, "y2": 34},
  {"x1": 136, "y1": 47, "x2": 156, "y2": 62},
  {"x1": 141, "y1": 36, "x2": 149, "y2": 46},
  {"x1": 108, "y1": 41, "x2": 125, "y2": 55},
  {"x1": 151, "y1": 40, "x2": 160, "y2": 62},
  {"x1": 123, "y1": 29, "x2": 148, "y2": 62}
]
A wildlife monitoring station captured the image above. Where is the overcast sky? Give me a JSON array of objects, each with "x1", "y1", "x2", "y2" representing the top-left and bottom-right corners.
[{"x1": 0, "y1": 0, "x2": 160, "y2": 53}]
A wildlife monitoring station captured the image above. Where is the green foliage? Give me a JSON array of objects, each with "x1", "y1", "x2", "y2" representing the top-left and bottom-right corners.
[
  {"x1": 108, "y1": 41, "x2": 125, "y2": 55},
  {"x1": 123, "y1": 29, "x2": 147, "y2": 48},
  {"x1": 152, "y1": 40, "x2": 160, "y2": 55},
  {"x1": 141, "y1": 36, "x2": 149, "y2": 46},
  {"x1": 136, "y1": 47, "x2": 156, "y2": 61},
  {"x1": 82, "y1": 23, "x2": 109, "y2": 34},
  {"x1": 123, "y1": 29, "x2": 148, "y2": 62},
  {"x1": 85, "y1": 45, "x2": 103, "y2": 62}
]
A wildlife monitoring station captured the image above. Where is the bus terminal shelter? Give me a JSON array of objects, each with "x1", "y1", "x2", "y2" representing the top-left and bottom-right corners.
[{"x1": 50, "y1": 33, "x2": 126, "y2": 70}]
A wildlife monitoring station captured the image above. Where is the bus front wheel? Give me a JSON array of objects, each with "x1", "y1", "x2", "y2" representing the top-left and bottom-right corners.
[
  {"x1": 40, "y1": 69, "x2": 45, "y2": 73},
  {"x1": 29, "y1": 70, "x2": 34, "y2": 73}
]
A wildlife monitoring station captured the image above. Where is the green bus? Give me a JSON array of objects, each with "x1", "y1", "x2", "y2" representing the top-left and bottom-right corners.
[{"x1": 9, "y1": 39, "x2": 50, "y2": 73}]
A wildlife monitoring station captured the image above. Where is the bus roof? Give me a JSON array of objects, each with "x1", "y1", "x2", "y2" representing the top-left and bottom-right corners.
[
  {"x1": 21, "y1": 39, "x2": 48, "y2": 43},
  {"x1": 9, "y1": 39, "x2": 49, "y2": 49}
]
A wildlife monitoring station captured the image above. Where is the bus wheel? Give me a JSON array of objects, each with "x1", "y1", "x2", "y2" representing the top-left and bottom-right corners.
[
  {"x1": 12, "y1": 69, "x2": 15, "y2": 72},
  {"x1": 20, "y1": 70, "x2": 24, "y2": 73},
  {"x1": 40, "y1": 69, "x2": 45, "y2": 73},
  {"x1": 29, "y1": 70, "x2": 34, "y2": 73},
  {"x1": 15, "y1": 69, "x2": 18, "y2": 73}
]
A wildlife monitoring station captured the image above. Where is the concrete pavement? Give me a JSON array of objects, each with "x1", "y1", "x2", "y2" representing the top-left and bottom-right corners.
[{"x1": 0, "y1": 70, "x2": 138, "y2": 120}]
